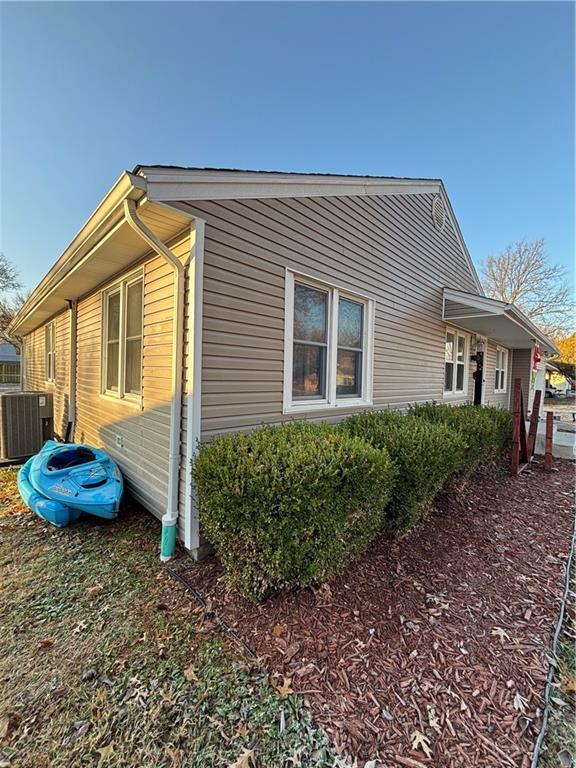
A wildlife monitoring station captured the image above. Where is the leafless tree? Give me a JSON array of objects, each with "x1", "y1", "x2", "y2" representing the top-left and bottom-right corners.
[
  {"x1": 481, "y1": 238, "x2": 574, "y2": 337},
  {"x1": 0, "y1": 253, "x2": 26, "y2": 349}
]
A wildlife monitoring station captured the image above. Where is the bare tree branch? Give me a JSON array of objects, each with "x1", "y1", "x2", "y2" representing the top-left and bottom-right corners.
[
  {"x1": 0, "y1": 254, "x2": 26, "y2": 349},
  {"x1": 481, "y1": 239, "x2": 575, "y2": 337}
]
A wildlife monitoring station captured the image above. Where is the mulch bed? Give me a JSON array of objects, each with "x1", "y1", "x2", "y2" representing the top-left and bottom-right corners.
[{"x1": 180, "y1": 456, "x2": 575, "y2": 767}]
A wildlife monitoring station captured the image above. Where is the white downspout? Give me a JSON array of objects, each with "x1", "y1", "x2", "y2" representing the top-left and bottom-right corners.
[
  {"x1": 123, "y1": 199, "x2": 185, "y2": 562},
  {"x1": 19, "y1": 338, "x2": 25, "y2": 391},
  {"x1": 67, "y1": 299, "x2": 77, "y2": 441}
]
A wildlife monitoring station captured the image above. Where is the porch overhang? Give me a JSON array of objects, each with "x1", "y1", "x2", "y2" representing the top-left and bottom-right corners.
[{"x1": 443, "y1": 288, "x2": 559, "y2": 356}]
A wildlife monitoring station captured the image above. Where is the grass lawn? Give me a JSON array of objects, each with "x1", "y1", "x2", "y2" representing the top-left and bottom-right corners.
[{"x1": 0, "y1": 468, "x2": 341, "y2": 768}]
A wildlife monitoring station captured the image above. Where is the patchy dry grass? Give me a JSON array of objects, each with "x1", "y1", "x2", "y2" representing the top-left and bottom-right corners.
[
  {"x1": 0, "y1": 467, "x2": 340, "y2": 768},
  {"x1": 540, "y1": 556, "x2": 576, "y2": 768}
]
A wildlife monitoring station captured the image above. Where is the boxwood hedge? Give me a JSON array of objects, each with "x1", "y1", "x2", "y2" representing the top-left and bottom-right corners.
[
  {"x1": 192, "y1": 421, "x2": 396, "y2": 600},
  {"x1": 340, "y1": 410, "x2": 466, "y2": 531},
  {"x1": 409, "y1": 402, "x2": 512, "y2": 475}
]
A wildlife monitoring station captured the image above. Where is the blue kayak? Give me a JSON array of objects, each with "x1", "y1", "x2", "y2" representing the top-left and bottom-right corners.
[{"x1": 17, "y1": 440, "x2": 123, "y2": 527}]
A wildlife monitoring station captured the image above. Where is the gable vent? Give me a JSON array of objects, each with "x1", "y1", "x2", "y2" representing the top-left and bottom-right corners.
[{"x1": 431, "y1": 195, "x2": 446, "y2": 231}]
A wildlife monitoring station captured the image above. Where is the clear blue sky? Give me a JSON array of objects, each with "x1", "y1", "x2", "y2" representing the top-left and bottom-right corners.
[{"x1": 1, "y1": 1, "x2": 574, "y2": 292}]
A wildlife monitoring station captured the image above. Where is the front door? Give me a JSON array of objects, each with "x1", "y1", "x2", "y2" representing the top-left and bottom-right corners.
[{"x1": 473, "y1": 349, "x2": 484, "y2": 405}]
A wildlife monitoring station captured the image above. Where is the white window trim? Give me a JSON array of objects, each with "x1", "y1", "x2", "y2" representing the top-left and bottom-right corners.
[
  {"x1": 45, "y1": 321, "x2": 56, "y2": 383},
  {"x1": 494, "y1": 346, "x2": 509, "y2": 393},
  {"x1": 101, "y1": 270, "x2": 144, "y2": 404},
  {"x1": 283, "y1": 269, "x2": 375, "y2": 414},
  {"x1": 443, "y1": 327, "x2": 469, "y2": 398}
]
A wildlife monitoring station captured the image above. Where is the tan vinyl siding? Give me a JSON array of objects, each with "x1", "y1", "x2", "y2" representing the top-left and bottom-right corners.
[
  {"x1": 182, "y1": 192, "x2": 479, "y2": 437},
  {"x1": 511, "y1": 348, "x2": 532, "y2": 411},
  {"x1": 483, "y1": 341, "x2": 512, "y2": 409},
  {"x1": 22, "y1": 309, "x2": 70, "y2": 438},
  {"x1": 54, "y1": 312, "x2": 71, "y2": 436},
  {"x1": 22, "y1": 327, "x2": 44, "y2": 391}
]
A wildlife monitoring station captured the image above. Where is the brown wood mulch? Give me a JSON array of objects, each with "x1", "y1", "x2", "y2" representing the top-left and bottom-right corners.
[{"x1": 181, "y1": 457, "x2": 575, "y2": 767}]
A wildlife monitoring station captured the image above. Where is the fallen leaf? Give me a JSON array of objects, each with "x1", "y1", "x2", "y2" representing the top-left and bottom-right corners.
[
  {"x1": 410, "y1": 729, "x2": 432, "y2": 759},
  {"x1": 273, "y1": 676, "x2": 294, "y2": 698},
  {"x1": 513, "y1": 692, "x2": 529, "y2": 712},
  {"x1": 550, "y1": 696, "x2": 569, "y2": 707},
  {"x1": 284, "y1": 642, "x2": 300, "y2": 663},
  {"x1": 315, "y1": 582, "x2": 333, "y2": 601},
  {"x1": 184, "y1": 664, "x2": 197, "y2": 683},
  {"x1": 0, "y1": 715, "x2": 10, "y2": 740},
  {"x1": 491, "y1": 627, "x2": 510, "y2": 643},
  {"x1": 561, "y1": 672, "x2": 576, "y2": 692},
  {"x1": 86, "y1": 584, "x2": 102, "y2": 599},
  {"x1": 235, "y1": 722, "x2": 249, "y2": 738},
  {"x1": 71, "y1": 720, "x2": 91, "y2": 741},
  {"x1": 37, "y1": 639, "x2": 54, "y2": 650},
  {"x1": 427, "y1": 705, "x2": 441, "y2": 734},
  {"x1": 97, "y1": 741, "x2": 115, "y2": 766},
  {"x1": 272, "y1": 624, "x2": 285, "y2": 637},
  {"x1": 228, "y1": 747, "x2": 254, "y2": 768}
]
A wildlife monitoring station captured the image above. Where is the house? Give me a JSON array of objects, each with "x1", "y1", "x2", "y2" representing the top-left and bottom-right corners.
[
  {"x1": 0, "y1": 343, "x2": 21, "y2": 387},
  {"x1": 10, "y1": 167, "x2": 559, "y2": 559},
  {"x1": 545, "y1": 361, "x2": 571, "y2": 398}
]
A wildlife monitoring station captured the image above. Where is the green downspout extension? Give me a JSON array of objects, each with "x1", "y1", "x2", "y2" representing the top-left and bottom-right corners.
[{"x1": 160, "y1": 521, "x2": 178, "y2": 561}]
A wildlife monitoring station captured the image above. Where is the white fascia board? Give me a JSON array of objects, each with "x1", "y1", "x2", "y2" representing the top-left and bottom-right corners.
[
  {"x1": 143, "y1": 169, "x2": 441, "y2": 202},
  {"x1": 443, "y1": 288, "x2": 507, "y2": 315},
  {"x1": 505, "y1": 306, "x2": 560, "y2": 355}
]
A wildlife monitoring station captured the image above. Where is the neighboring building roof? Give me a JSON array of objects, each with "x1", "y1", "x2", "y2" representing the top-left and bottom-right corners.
[
  {"x1": 0, "y1": 343, "x2": 20, "y2": 363},
  {"x1": 11, "y1": 166, "x2": 479, "y2": 335}
]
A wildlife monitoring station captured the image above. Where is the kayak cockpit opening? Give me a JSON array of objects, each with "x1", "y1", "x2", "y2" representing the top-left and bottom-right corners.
[{"x1": 47, "y1": 447, "x2": 96, "y2": 471}]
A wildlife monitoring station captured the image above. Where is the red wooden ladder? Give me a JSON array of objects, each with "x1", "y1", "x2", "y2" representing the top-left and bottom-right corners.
[{"x1": 511, "y1": 379, "x2": 545, "y2": 476}]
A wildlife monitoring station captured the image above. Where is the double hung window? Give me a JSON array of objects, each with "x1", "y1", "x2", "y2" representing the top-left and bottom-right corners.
[
  {"x1": 102, "y1": 273, "x2": 143, "y2": 400},
  {"x1": 285, "y1": 272, "x2": 373, "y2": 412}
]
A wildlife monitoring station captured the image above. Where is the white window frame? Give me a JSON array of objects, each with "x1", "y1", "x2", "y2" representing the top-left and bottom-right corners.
[
  {"x1": 283, "y1": 269, "x2": 375, "y2": 414},
  {"x1": 101, "y1": 270, "x2": 144, "y2": 404},
  {"x1": 45, "y1": 321, "x2": 56, "y2": 383},
  {"x1": 494, "y1": 346, "x2": 509, "y2": 393},
  {"x1": 443, "y1": 327, "x2": 469, "y2": 397}
]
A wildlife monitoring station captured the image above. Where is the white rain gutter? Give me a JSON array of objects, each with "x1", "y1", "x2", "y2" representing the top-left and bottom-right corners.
[{"x1": 123, "y1": 198, "x2": 184, "y2": 562}]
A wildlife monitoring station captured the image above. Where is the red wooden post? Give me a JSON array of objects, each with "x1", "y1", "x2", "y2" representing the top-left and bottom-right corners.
[
  {"x1": 511, "y1": 378, "x2": 522, "y2": 476},
  {"x1": 544, "y1": 411, "x2": 553, "y2": 472},
  {"x1": 519, "y1": 401, "x2": 528, "y2": 463},
  {"x1": 527, "y1": 390, "x2": 542, "y2": 459}
]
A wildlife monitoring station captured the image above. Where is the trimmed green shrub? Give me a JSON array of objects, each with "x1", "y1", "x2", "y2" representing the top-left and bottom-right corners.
[
  {"x1": 409, "y1": 402, "x2": 510, "y2": 475},
  {"x1": 484, "y1": 406, "x2": 513, "y2": 450},
  {"x1": 340, "y1": 410, "x2": 466, "y2": 531},
  {"x1": 192, "y1": 421, "x2": 396, "y2": 601}
]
